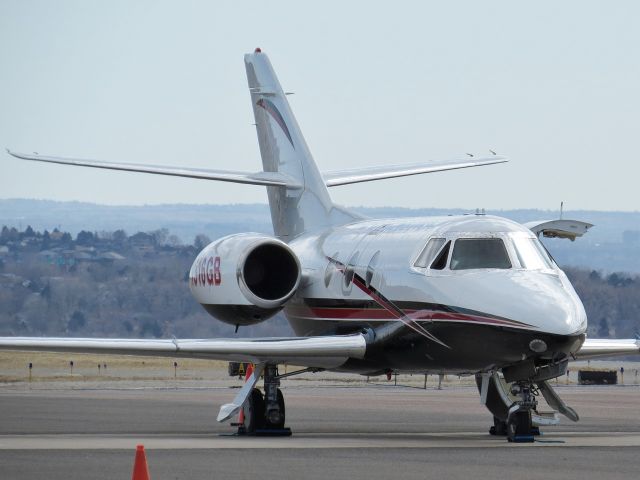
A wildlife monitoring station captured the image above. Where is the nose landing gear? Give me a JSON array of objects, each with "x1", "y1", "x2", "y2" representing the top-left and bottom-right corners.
[
  {"x1": 477, "y1": 372, "x2": 565, "y2": 443},
  {"x1": 478, "y1": 364, "x2": 581, "y2": 443},
  {"x1": 505, "y1": 383, "x2": 540, "y2": 443}
]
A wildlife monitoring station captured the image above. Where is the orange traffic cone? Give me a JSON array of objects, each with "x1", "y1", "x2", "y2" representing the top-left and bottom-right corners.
[
  {"x1": 132, "y1": 444, "x2": 150, "y2": 480},
  {"x1": 237, "y1": 363, "x2": 255, "y2": 425}
]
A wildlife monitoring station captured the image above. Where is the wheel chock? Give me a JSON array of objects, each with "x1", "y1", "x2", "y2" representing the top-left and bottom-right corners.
[
  {"x1": 508, "y1": 434, "x2": 535, "y2": 443},
  {"x1": 253, "y1": 427, "x2": 292, "y2": 437}
]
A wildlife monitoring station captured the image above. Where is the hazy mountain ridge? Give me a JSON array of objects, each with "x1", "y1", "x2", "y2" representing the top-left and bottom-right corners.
[{"x1": 1, "y1": 199, "x2": 639, "y2": 272}]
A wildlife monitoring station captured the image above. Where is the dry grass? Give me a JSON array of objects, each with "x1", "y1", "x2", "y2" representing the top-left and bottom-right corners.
[
  {"x1": 4, "y1": 351, "x2": 635, "y2": 388},
  {"x1": 0, "y1": 350, "x2": 228, "y2": 383},
  {"x1": 0, "y1": 350, "x2": 227, "y2": 370}
]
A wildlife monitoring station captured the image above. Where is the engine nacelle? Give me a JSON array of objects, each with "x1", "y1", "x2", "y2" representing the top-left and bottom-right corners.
[{"x1": 189, "y1": 233, "x2": 301, "y2": 326}]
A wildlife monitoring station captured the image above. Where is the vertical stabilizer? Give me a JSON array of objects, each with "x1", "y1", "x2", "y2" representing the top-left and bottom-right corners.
[{"x1": 244, "y1": 49, "x2": 355, "y2": 240}]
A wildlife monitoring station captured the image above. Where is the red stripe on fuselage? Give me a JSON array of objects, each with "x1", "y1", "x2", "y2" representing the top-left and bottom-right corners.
[{"x1": 295, "y1": 306, "x2": 536, "y2": 330}]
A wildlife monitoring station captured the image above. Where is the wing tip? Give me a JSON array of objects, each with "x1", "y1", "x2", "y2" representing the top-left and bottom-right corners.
[{"x1": 6, "y1": 149, "x2": 31, "y2": 160}]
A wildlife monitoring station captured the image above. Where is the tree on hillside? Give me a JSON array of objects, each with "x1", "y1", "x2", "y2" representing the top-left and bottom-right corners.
[
  {"x1": 61, "y1": 232, "x2": 73, "y2": 245},
  {"x1": 150, "y1": 228, "x2": 169, "y2": 246},
  {"x1": 0, "y1": 226, "x2": 9, "y2": 243},
  {"x1": 112, "y1": 229, "x2": 128, "y2": 249},
  {"x1": 194, "y1": 234, "x2": 211, "y2": 251},
  {"x1": 597, "y1": 317, "x2": 610, "y2": 337},
  {"x1": 166, "y1": 234, "x2": 182, "y2": 247},
  {"x1": 23, "y1": 225, "x2": 35, "y2": 238},
  {"x1": 76, "y1": 230, "x2": 95, "y2": 246},
  {"x1": 41, "y1": 230, "x2": 51, "y2": 250}
]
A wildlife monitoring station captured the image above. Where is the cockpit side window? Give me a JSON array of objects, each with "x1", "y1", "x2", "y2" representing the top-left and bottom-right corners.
[
  {"x1": 450, "y1": 238, "x2": 511, "y2": 270},
  {"x1": 513, "y1": 237, "x2": 554, "y2": 270},
  {"x1": 415, "y1": 238, "x2": 445, "y2": 268},
  {"x1": 539, "y1": 242, "x2": 558, "y2": 267},
  {"x1": 430, "y1": 240, "x2": 451, "y2": 270}
]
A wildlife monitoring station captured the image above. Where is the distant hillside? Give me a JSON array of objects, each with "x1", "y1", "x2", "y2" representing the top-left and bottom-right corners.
[
  {"x1": 0, "y1": 199, "x2": 274, "y2": 244},
  {"x1": 1, "y1": 224, "x2": 637, "y2": 339},
  {"x1": 1, "y1": 199, "x2": 639, "y2": 272}
]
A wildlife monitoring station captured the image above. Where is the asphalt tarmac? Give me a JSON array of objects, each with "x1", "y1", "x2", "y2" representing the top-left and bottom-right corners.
[{"x1": 1, "y1": 383, "x2": 639, "y2": 479}]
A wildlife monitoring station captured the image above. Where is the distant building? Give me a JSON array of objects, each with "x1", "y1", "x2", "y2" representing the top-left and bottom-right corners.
[
  {"x1": 129, "y1": 232, "x2": 155, "y2": 247},
  {"x1": 49, "y1": 230, "x2": 64, "y2": 241},
  {"x1": 97, "y1": 251, "x2": 126, "y2": 262}
]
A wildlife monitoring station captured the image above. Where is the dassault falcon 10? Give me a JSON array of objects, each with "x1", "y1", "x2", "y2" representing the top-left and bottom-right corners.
[{"x1": 3, "y1": 49, "x2": 639, "y2": 442}]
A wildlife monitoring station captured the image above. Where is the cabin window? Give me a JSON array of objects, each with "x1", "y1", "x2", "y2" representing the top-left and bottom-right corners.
[
  {"x1": 415, "y1": 238, "x2": 445, "y2": 268},
  {"x1": 450, "y1": 238, "x2": 511, "y2": 270},
  {"x1": 430, "y1": 240, "x2": 451, "y2": 270},
  {"x1": 513, "y1": 237, "x2": 554, "y2": 270}
]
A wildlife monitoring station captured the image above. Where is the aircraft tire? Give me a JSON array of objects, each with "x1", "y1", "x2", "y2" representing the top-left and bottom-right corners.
[
  {"x1": 265, "y1": 388, "x2": 286, "y2": 429},
  {"x1": 243, "y1": 388, "x2": 265, "y2": 433},
  {"x1": 507, "y1": 410, "x2": 532, "y2": 442},
  {"x1": 490, "y1": 416, "x2": 508, "y2": 436}
]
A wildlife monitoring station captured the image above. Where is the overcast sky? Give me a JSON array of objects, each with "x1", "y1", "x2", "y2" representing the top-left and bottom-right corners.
[{"x1": 1, "y1": 1, "x2": 638, "y2": 212}]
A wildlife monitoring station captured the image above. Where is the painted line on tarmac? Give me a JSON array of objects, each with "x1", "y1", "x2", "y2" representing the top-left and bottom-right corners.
[{"x1": 0, "y1": 432, "x2": 639, "y2": 450}]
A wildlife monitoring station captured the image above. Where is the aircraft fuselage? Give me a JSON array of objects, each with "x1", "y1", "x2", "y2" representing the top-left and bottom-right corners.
[{"x1": 285, "y1": 214, "x2": 587, "y2": 375}]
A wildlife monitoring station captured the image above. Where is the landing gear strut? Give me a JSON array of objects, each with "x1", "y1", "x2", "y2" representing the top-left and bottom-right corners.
[{"x1": 263, "y1": 364, "x2": 286, "y2": 430}]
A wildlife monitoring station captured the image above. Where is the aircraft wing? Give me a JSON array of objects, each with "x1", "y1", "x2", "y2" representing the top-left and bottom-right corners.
[
  {"x1": 0, "y1": 334, "x2": 367, "y2": 369},
  {"x1": 322, "y1": 155, "x2": 507, "y2": 187},
  {"x1": 575, "y1": 338, "x2": 640, "y2": 359},
  {"x1": 6, "y1": 150, "x2": 302, "y2": 189}
]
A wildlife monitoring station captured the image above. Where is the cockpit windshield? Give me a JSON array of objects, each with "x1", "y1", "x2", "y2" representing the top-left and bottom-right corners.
[
  {"x1": 512, "y1": 237, "x2": 555, "y2": 270},
  {"x1": 450, "y1": 238, "x2": 511, "y2": 270}
]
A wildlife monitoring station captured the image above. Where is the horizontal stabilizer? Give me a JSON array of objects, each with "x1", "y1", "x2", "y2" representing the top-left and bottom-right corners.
[
  {"x1": 322, "y1": 155, "x2": 508, "y2": 187},
  {"x1": 7, "y1": 150, "x2": 302, "y2": 189},
  {"x1": 0, "y1": 334, "x2": 367, "y2": 369},
  {"x1": 8, "y1": 150, "x2": 507, "y2": 190}
]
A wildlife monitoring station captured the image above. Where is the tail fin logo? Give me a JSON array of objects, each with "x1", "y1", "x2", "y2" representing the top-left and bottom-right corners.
[{"x1": 256, "y1": 98, "x2": 295, "y2": 148}]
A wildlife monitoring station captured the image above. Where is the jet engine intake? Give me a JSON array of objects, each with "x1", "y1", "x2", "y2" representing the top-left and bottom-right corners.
[{"x1": 189, "y1": 233, "x2": 300, "y2": 326}]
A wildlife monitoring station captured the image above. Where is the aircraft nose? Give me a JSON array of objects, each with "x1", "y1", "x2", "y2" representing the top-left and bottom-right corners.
[
  {"x1": 430, "y1": 270, "x2": 587, "y2": 336},
  {"x1": 555, "y1": 272, "x2": 587, "y2": 335},
  {"x1": 516, "y1": 271, "x2": 587, "y2": 336}
]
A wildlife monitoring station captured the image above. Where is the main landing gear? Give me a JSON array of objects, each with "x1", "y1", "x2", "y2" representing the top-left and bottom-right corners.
[{"x1": 237, "y1": 364, "x2": 299, "y2": 436}]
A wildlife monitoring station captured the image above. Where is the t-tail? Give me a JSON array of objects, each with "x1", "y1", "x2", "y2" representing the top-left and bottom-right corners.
[
  {"x1": 244, "y1": 49, "x2": 356, "y2": 239},
  {"x1": 7, "y1": 49, "x2": 509, "y2": 242}
]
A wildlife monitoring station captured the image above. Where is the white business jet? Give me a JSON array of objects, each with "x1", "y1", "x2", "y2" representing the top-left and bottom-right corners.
[{"x1": 3, "y1": 49, "x2": 638, "y2": 442}]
